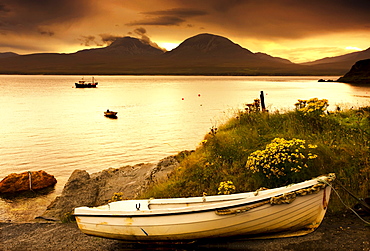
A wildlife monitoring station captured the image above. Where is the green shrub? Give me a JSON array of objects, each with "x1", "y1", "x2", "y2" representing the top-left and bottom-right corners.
[
  {"x1": 109, "y1": 192, "x2": 124, "y2": 202},
  {"x1": 142, "y1": 100, "x2": 369, "y2": 213}
]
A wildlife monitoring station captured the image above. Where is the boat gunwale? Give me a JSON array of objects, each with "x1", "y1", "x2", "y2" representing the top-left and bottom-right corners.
[{"x1": 74, "y1": 198, "x2": 271, "y2": 218}]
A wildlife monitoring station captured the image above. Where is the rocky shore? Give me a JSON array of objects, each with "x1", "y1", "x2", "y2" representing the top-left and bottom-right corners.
[
  {"x1": 1, "y1": 213, "x2": 369, "y2": 251},
  {"x1": 1, "y1": 154, "x2": 369, "y2": 250},
  {"x1": 38, "y1": 155, "x2": 180, "y2": 221},
  {"x1": 0, "y1": 155, "x2": 182, "y2": 223}
]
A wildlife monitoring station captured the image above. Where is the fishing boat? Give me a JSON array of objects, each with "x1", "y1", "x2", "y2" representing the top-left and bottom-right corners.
[
  {"x1": 75, "y1": 77, "x2": 98, "y2": 88},
  {"x1": 73, "y1": 174, "x2": 335, "y2": 242},
  {"x1": 104, "y1": 110, "x2": 117, "y2": 118}
]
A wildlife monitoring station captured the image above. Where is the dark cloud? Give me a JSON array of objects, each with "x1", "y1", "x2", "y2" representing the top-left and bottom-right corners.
[
  {"x1": 78, "y1": 34, "x2": 123, "y2": 47},
  {"x1": 0, "y1": 0, "x2": 369, "y2": 58},
  {"x1": 211, "y1": 0, "x2": 245, "y2": 12},
  {"x1": 78, "y1": 35, "x2": 99, "y2": 47},
  {"x1": 100, "y1": 34, "x2": 122, "y2": 45},
  {"x1": 0, "y1": 0, "x2": 95, "y2": 35},
  {"x1": 126, "y1": 8, "x2": 207, "y2": 26},
  {"x1": 164, "y1": 0, "x2": 370, "y2": 39},
  {"x1": 2, "y1": 0, "x2": 369, "y2": 41},
  {"x1": 127, "y1": 16, "x2": 185, "y2": 26},
  {"x1": 0, "y1": 3, "x2": 10, "y2": 13},
  {"x1": 128, "y1": 28, "x2": 166, "y2": 51},
  {"x1": 38, "y1": 29, "x2": 54, "y2": 37},
  {"x1": 143, "y1": 8, "x2": 207, "y2": 17},
  {"x1": 78, "y1": 29, "x2": 166, "y2": 51}
]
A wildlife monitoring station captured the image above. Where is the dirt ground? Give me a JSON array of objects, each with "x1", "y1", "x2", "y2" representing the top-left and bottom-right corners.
[{"x1": 1, "y1": 213, "x2": 369, "y2": 251}]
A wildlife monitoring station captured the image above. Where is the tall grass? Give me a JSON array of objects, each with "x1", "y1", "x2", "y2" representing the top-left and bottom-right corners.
[{"x1": 142, "y1": 103, "x2": 369, "y2": 213}]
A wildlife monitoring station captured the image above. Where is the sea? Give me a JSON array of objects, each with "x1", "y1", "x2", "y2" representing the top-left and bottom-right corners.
[{"x1": 1, "y1": 75, "x2": 369, "y2": 222}]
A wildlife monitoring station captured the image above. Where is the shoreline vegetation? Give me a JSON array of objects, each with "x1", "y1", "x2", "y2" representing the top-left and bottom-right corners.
[
  {"x1": 2, "y1": 97, "x2": 369, "y2": 218},
  {"x1": 2, "y1": 98, "x2": 369, "y2": 250},
  {"x1": 141, "y1": 98, "x2": 369, "y2": 214}
]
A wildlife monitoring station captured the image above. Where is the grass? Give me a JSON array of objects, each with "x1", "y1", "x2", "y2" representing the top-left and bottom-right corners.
[{"x1": 141, "y1": 100, "x2": 370, "y2": 213}]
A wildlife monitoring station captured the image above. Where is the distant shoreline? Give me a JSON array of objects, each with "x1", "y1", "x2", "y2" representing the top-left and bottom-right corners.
[{"x1": 0, "y1": 73, "x2": 342, "y2": 76}]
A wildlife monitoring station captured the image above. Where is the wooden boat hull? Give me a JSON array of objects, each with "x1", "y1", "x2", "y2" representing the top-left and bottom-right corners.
[
  {"x1": 75, "y1": 83, "x2": 98, "y2": 88},
  {"x1": 75, "y1": 77, "x2": 98, "y2": 88},
  {"x1": 104, "y1": 111, "x2": 117, "y2": 118},
  {"x1": 74, "y1": 175, "x2": 334, "y2": 241}
]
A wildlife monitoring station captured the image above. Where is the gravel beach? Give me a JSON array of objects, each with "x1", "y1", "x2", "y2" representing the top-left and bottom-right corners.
[{"x1": 1, "y1": 213, "x2": 369, "y2": 251}]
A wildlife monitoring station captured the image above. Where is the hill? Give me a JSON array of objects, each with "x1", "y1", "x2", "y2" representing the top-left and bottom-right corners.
[
  {"x1": 337, "y1": 59, "x2": 370, "y2": 85},
  {"x1": 0, "y1": 33, "x2": 368, "y2": 75},
  {"x1": 301, "y1": 48, "x2": 370, "y2": 75},
  {"x1": 156, "y1": 33, "x2": 301, "y2": 75},
  {"x1": 0, "y1": 52, "x2": 18, "y2": 58},
  {"x1": 0, "y1": 34, "x2": 299, "y2": 75},
  {"x1": 162, "y1": 33, "x2": 292, "y2": 65},
  {"x1": 73, "y1": 36, "x2": 164, "y2": 57},
  {"x1": 303, "y1": 47, "x2": 370, "y2": 66}
]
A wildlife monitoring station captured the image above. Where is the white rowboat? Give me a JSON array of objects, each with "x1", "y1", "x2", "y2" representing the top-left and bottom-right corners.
[{"x1": 74, "y1": 174, "x2": 335, "y2": 241}]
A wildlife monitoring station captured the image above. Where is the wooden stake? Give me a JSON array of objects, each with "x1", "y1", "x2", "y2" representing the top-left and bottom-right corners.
[{"x1": 260, "y1": 91, "x2": 266, "y2": 112}]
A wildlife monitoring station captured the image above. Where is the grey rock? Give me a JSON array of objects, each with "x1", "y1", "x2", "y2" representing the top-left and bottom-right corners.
[
  {"x1": 39, "y1": 156, "x2": 179, "y2": 221},
  {"x1": 39, "y1": 169, "x2": 98, "y2": 221}
]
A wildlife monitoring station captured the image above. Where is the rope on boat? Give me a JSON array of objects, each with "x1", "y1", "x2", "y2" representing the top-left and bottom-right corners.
[
  {"x1": 270, "y1": 182, "x2": 327, "y2": 205},
  {"x1": 215, "y1": 174, "x2": 335, "y2": 216},
  {"x1": 318, "y1": 177, "x2": 370, "y2": 226},
  {"x1": 215, "y1": 200, "x2": 270, "y2": 215},
  {"x1": 253, "y1": 187, "x2": 268, "y2": 196}
]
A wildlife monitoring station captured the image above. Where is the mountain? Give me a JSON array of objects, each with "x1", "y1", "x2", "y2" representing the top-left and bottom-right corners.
[
  {"x1": 0, "y1": 33, "x2": 299, "y2": 75},
  {"x1": 163, "y1": 33, "x2": 259, "y2": 61},
  {"x1": 301, "y1": 47, "x2": 370, "y2": 75},
  {"x1": 0, "y1": 33, "x2": 366, "y2": 75},
  {"x1": 161, "y1": 33, "x2": 292, "y2": 65},
  {"x1": 73, "y1": 37, "x2": 164, "y2": 57},
  {"x1": 337, "y1": 59, "x2": 370, "y2": 85},
  {"x1": 0, "y1": 37, "x2": 165, "y2": 75},
  {"x1": 0, "y1": 52, "x2": 18, "y2": 58},
  {"x1": 154, "y1": 33, "x2": 303, "y2": 75},
  {"x1": 303, "y1": 48, "x2": 370, "y2": 66}
]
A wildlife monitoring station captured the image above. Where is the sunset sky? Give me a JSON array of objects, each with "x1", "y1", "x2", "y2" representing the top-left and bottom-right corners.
[{"x1": 0, "y1": 0, "x2": 369, "y2": 63}]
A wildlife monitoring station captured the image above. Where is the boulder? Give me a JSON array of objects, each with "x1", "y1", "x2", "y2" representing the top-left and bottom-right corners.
[
  {"x1": 39, "y1": 169, "x2": 98, "y2": 221},
  {"x1": 91, "y1": 162, "x2": 156, "y2": 206},
  {"x1": 0, "y1": 170, "x2": 57, "y2": 194},
  {"x1": 39, "y1": 156, "x2": 180, "y2": 221}
]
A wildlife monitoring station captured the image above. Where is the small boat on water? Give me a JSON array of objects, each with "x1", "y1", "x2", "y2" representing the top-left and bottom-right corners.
[
  {"x1": 74, "y1": 174, "x2": 335, "y2": 242},
  {"x1": 104, "y1": 110, "x2": 117, "y2": 118},
  {"x1": 75, "y1": 77, "x2": 98, "y2": 88}
]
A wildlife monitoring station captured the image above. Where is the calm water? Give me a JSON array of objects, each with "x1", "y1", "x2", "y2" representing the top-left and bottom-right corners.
[{"x1": 1, "y1": 75, "x2": 369, "y2": 221}]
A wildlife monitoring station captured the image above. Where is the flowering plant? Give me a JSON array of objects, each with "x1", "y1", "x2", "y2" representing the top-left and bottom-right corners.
[
  {"x1": 109, "y1": 192, "x2": 124, "y2": 202},
  {"x1": 218, "y1": 181, "x2": 236, "y2": 195},
  {"x1": 246, "y1": 138, "x2": 318, "y2": 186},
  {"x1": 295, "y1": 98, "x2": 329, "y2": 116}
]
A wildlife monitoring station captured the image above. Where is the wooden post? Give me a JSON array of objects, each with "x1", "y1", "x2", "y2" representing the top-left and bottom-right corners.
[{"x1": 260, "y1": 91, "x2": 266, "y2": 112}]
